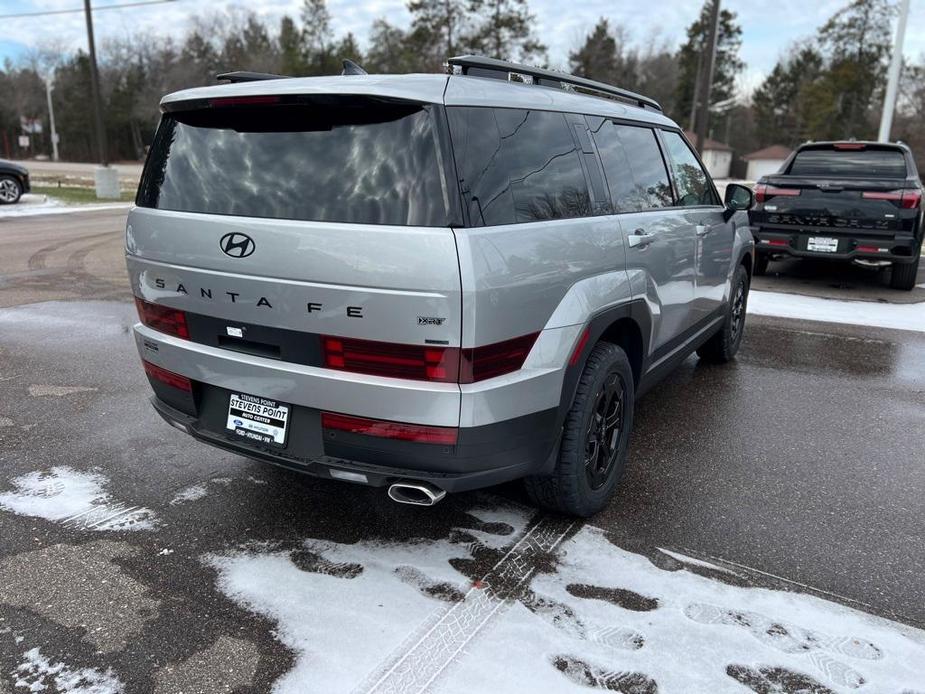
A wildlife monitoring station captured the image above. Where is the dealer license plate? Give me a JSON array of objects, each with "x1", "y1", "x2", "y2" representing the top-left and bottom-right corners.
[
  {"x1": 226, "y1": 393, "x2": 289, "y2": 446},
  {"x1": 807, "y1": 236, "x2": 839, "y2": 253}
]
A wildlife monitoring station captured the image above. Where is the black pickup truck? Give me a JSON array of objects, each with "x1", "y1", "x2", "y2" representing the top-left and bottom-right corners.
[{"x1": 749, "y1": 141, "x2": 923, "y2": 290}]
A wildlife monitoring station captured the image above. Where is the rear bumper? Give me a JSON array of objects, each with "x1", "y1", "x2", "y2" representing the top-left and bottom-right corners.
[
  {"x1": 150, "y1": 394, "x2": 558, "y2": 493},
  {"x1": 752, "y1": 227, "x2": 920, "y2": 263},
  {"x1": 135, "y1": 323, "x2": 572, "y2": 491}
]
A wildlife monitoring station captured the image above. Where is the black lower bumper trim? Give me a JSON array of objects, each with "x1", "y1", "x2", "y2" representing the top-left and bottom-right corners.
[{"x1": 150, "y1": 395, "x2": 559, "y2": 493}]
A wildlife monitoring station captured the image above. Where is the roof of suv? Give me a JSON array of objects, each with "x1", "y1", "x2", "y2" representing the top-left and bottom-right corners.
[{"x1": 160, "y1": 73, "x2": 677, "y2": 129}]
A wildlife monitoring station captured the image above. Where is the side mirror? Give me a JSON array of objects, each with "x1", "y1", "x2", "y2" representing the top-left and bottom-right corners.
[{"x1": 724, "y1": 183, "x2": 754, "y2": 211}]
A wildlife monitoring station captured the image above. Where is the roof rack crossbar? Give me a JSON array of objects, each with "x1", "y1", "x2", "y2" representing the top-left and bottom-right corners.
[
  {"x1": 216, "y1": 71, "x2": 291, "y2": 84},
  {"x1": 447, "y1": 55, "x2": 662, "y2": 112}
]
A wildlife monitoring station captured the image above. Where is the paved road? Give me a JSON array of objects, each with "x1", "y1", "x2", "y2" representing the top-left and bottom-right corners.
[{"x1": 0, "y1": 209, "x2": 923, "y2": 693}]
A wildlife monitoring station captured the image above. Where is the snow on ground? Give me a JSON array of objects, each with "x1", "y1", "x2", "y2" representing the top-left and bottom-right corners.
[
  {"x1": 170, "y1": 484, "x2": 209, "y2": 505},
  {"x1": 13, "y1": 646, "x2": 123, "y2": 694},
  {"x1": 206, "y1": 506, "x2": 925, "y2": 693},
  {"x1": 0, "y1": 466, "x2": 156, "y2": 531},
  {"x1": 0, "y1": 194, "x2": 129, "y2": 218},
  {"x1": 748, "y1": 290, "x2": 925, "y2": 333}
]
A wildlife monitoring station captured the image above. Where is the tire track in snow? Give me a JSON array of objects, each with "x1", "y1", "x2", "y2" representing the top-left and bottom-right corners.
[{"x1": 356, "y1": 515, "x2": 577, "y2": 694}]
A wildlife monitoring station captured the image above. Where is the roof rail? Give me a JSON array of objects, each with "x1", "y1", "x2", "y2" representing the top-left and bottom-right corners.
[
  {"x1": 447, "y1": 55, "x2": 662, "y2": 112},
  {"x1": 216, "y1": 71, "x2": 290, "y2": 84}
]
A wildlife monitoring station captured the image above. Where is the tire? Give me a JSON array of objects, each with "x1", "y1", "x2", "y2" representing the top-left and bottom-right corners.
[
  {"x1": 524, "y1": 341, "x2": 634, "y2": 517},
  {"x1": 890, "y1": 249, "x2": 920, "y2": 291},
  {"x1": 697, "y1": 263, "x2": 749, "y2": 363},
  {"x1": 753, "y1": 253, "x2": 769, "y2": 276},
  {"x1": 0, "y1": 175, "x2": 23, "y2": 205}
]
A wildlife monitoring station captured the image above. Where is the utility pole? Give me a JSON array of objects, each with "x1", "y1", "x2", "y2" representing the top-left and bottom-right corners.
[
  {"x1": 878, "y1": 0, "x2": 910, "y2": 142},
  {"x1": 45, "y1": 77, "x2": 59, "y2": 162},
  {"x1": 694, "y1": 0, "x2": 720, "y2": 154},
  {"x1": 83, "y1": 0, "x2": 119, "y2": 198}
]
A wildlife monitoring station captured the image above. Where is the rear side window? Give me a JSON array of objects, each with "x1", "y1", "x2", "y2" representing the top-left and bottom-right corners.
[
  {"x1": 447, "y1": 107, "x2": 591, "y2": 226},
  {"x1": 589, "y1": 119, "x2": 673, "y2": 212},
  {"x1": 661, "y1": 131, "x2": 718, "y2": 206},
  {"x1": 788, "y1": 147, "x2": 908, "y2": 178},
  {"x1": 138, "y1": 99, "x2": 449, "y2": 226}
]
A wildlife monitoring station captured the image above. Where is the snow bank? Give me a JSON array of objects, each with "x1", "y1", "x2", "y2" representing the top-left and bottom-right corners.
[{"x1": 749, "y1": 290, "x2": 925, "y2": 333}]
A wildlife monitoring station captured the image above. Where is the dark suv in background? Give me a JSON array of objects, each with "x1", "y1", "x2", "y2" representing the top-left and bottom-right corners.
[{"x1": 749, "y1": 141, "x2": 923, "y2": 290}]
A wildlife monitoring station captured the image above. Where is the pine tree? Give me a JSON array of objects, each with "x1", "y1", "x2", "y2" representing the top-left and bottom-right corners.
[
  {"x1": 675, "y1": 2, "x2": 744, "y2": 127},
  {"x1": 467, "y1": 0, "x2": 546, "y2": 63}
]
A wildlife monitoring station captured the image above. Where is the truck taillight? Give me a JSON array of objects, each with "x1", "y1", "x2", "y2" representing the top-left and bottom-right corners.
[
  {"x1": 321, "y1": 333, "x2": 539, "y2": 384},
  {"x1": 135, "y1": 298, "x2": 190, "y2": 339},
  {"x1": 754, "y1": 184, "x2": 801, "y2": 203},
  {"x1": 862, "y1": 189, "x2": 921, "y2": 209}
]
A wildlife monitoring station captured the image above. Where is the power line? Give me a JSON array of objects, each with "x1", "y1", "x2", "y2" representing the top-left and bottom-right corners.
[{"x1": 0, "y1": 0, "x2": 177, "y2": 20}]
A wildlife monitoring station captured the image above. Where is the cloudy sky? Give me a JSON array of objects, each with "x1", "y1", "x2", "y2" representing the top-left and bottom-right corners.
[{"x1": 1, "y1": 0, "x2": 923, "y2": 95}]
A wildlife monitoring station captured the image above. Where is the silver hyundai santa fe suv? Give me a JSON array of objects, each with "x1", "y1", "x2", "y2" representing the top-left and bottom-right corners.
[{"x1": 128, "y1": 55, "x2": 755, "y2": 517}]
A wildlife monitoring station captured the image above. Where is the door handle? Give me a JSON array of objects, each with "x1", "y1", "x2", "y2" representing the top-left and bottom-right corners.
[
  {"x1": 696, "y1": 224, "x2": 712, "y2": 237},
  {"x1": 627, "y1": 228, "x2": 655, "y2": 248}
]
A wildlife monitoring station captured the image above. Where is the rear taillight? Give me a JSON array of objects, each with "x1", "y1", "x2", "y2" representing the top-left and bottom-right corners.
[
  {"x1": 321, "y1": 332, "x2": 539, "y2": 384},
  {"x1": 321, "y1": 412, "x2": 458, "y2": 445},
  {"x1": 460, "y1": 333, "x2": 539, "y2": 382},
  {"x1": 135, "y1": 298, "x2": 189, "y2": 339},
  {"x1": 322, "y1": 336, "x2": 459, "y2": 383},
  {"x1": 142, "y1": 360, "x2": 192, "y2": 392},
  {"x1": 862, "y1": 189, "x2": 921, "y2": 209},
  {"x1": 754, "y1": 184, "x2": 801, "y2": 204},
  {"x1": 833, "y1": 142, "x2": 866, "y2": 150}
]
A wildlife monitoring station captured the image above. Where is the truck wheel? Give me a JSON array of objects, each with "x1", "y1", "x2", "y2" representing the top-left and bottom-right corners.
[
  {"x1": 890, "y1": 251, "x2": 921, "y2": 291},
  {"x1": 697, "y1": 263, "x2": 749, "y2": 363},
  {"x1": 754, "y1": 253, "x2": 769, "y2": 276},
  {"x1": 0, "y1": 175, "x2": 22, "y2": 205},
  {"x1": 524, "y1": 341, "x2": 634, "y2": 518}
]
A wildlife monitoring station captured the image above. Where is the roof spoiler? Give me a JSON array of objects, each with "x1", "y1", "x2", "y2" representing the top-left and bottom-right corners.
[
  {"x1": 216, "y1": 71, "x2": 289, "y2": 83},
  {"x1": 216, "y1": 60, "x2": 368, "y2": 84},
  {"x1": 447, "y1": 55, "x2": 662, "y2": 112}
]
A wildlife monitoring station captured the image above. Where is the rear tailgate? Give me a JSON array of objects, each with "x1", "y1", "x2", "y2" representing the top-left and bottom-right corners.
[
  {"x1": 751, "y1": 144, "x2": 921, "y2": 237},
  {"x1": 751, "y1": 176, "x2": 920, "y2": 236},
  {"x1": 127, "y1": 92, "x2": 462, "y2": 366}
]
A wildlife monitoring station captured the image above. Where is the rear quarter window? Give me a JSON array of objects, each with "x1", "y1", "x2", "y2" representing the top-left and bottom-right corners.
[
  {"x1": 138, "y1": 98, "x2": 450, "y2": 226},
  {"x1": 788, "y1": 148, "x2": 908, "y2": 178},
  {"x1": 447, "y1": 107, "x2": 591, "y2": 226}
]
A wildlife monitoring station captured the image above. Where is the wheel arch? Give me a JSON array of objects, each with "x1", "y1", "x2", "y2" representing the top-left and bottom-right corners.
[{"x1": 544, "y1": 300, "x2": 651, "y2": 477}]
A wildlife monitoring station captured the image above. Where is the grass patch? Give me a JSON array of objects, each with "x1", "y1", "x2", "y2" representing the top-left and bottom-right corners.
[{"x1": 32, "y1": 185, "x2": 134, "y2": 204}]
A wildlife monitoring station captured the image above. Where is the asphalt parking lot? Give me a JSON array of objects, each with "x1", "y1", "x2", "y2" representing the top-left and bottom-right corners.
[{"x1": 0, "y1": 208, "x2": 924, "y2": 693}]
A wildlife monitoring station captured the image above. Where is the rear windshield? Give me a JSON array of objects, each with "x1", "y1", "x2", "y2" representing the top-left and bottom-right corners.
[
  {"x1": 137, "y1": 98, "x2": 450, "y2": 226},
  {"x1": 788, "y1": 147, "x2": 907, "y2": 178}
]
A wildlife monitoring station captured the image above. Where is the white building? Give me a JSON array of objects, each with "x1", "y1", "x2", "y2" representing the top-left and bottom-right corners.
[
  {"x1": 685, "y1": 131, "x2": 733, "y2": 179},
  {"x1": 743, "y1": 145, "x2": 793, "y2": 181}
]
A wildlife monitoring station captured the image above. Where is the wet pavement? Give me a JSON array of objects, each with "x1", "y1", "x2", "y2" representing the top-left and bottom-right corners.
[{"x1": 0, "y1": 210, "x2": 924, "y2": 693}]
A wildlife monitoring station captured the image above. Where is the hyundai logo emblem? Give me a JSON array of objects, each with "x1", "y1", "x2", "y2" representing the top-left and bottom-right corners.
[{"x1": 219, "y1": 232, "x2": 255, "y2": 258}]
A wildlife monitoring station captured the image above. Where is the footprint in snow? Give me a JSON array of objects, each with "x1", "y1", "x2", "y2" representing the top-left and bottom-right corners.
[
  {"x1": 290, "y1": 548, "x2": 363, "y2": 579},
  {"x1": 522, "y1": 592, "x2": 645, "y2": 651},
  {"x1": 551, "y1": 655, "x2": 657, "y2": 694},
  {"x1": 394, "y1": 565, "x2": 466, "y2": 603},
  {"x1": 686, "y1": 603, "x2": 878, "y2": 688},
  {"x1": 727, "y1": 663, "x2": 836, "y2": 694}
]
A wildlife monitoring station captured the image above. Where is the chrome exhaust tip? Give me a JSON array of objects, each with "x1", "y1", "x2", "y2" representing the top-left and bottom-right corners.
[{"x1": 387, "y1": 481, "x2": 447, "y2": 507}]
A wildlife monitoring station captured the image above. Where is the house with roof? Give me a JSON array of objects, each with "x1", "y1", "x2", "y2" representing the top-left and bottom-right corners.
[
  {"x1": 743, "y1": 145, "x2": 794, "y2": 181},
  {"x1": 684, "y1": 131, "x2": 733, "y2": 179}
]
